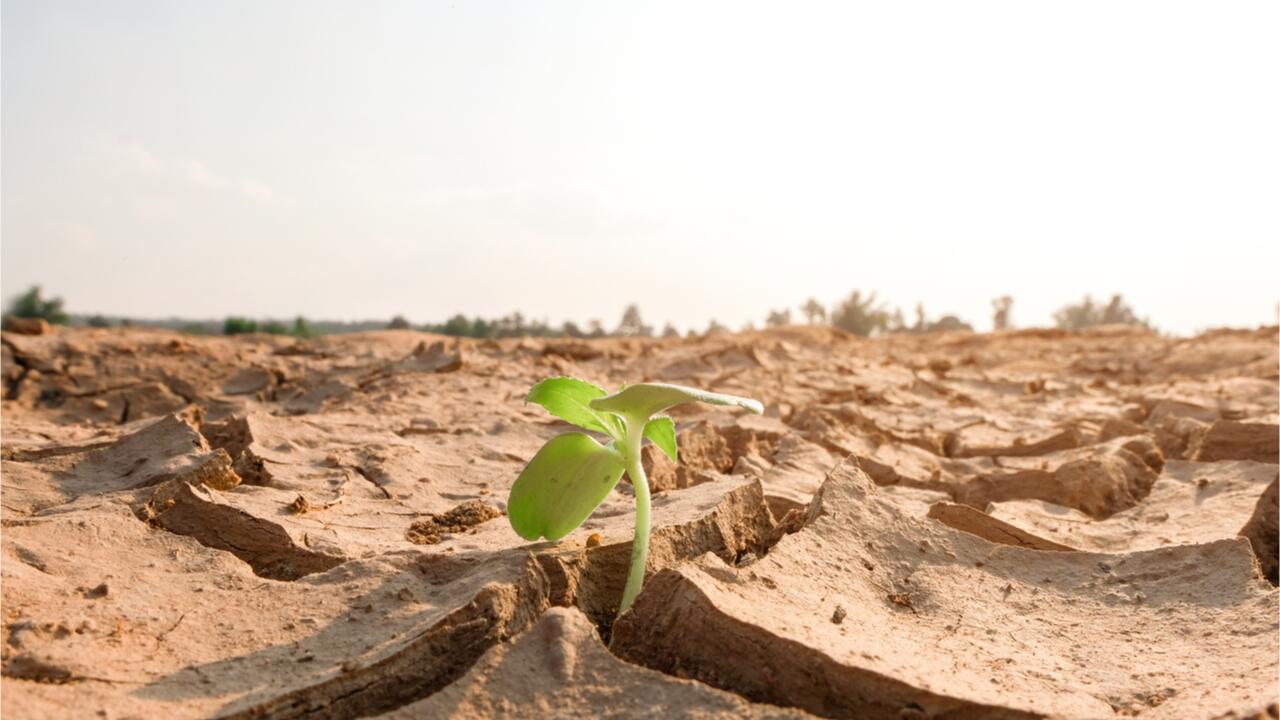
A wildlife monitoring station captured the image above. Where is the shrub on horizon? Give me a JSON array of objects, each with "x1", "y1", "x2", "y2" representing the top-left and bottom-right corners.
[
  {"x1": 831, "y1": 290, "x2": 889, "y2": 336},
  {"x1": 223, "y1": 317, "x2": 259, "y2": 335},
  {"x1": 4, "y1": 285, "x2": 69, "y2": 326}
]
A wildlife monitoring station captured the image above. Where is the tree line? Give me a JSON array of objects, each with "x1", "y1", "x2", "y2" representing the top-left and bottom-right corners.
[
  {"x1": 767, "y1": 292, "x2": 1149, "y2": 336},
  {"x1": 3, "y1": 284, "x2": 1155, "y2": 339}
]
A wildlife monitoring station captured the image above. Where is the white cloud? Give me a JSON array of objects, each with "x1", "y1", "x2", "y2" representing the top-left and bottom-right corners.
[
  {"x1": 183, "y1": 160, "x2": 230, "y2": 191},
  {"x1": 95, "y1": 134, "x2": 283, "y2": 205},
  {"x1": 239, "y1": 178, "x2": 277, "y2": 203},
  {"x1": 95, "y1": 135, "x2": 166, "y2": 175},
  {"x1": 419, "y1": 184, "x2": 662, "y2": 241}
]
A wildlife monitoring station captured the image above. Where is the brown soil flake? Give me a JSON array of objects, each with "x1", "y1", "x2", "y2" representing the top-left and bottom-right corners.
[
  {"x1": 406, "y1": 501, "x2": 503, "y2": 545},
  {"x1": 288, "y1": 494, "x2": 313, "y2": 514}
]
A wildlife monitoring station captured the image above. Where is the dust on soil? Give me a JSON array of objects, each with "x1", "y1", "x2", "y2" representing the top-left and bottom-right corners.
[{"x1": 1, "y1": 323, "x2": 1276, "y2": 719}]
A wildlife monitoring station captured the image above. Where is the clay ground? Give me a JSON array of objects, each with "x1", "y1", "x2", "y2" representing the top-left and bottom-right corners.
[{"x1": 1, "y1": 324, "x2": 1277, "y2": 719}]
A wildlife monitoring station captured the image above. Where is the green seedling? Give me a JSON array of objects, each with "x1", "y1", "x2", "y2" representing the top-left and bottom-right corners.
[{"x1": 508, "y1": 377, "x2": 762, "y2": 615}]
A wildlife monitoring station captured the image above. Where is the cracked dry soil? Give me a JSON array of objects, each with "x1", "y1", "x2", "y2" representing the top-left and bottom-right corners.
[{"x1": 2, "y1": 324, "x2": 1277, "y2": 719}]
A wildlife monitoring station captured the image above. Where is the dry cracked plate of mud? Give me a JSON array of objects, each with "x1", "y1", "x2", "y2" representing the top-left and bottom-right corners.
[{"x1": 2, "y1": 325, "x2": 1277, "y2": 719}]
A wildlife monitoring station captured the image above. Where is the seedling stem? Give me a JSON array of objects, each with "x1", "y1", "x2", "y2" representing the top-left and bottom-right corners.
[{"x1": 619, "y1": 415, "x2": 651, "y2": 613}]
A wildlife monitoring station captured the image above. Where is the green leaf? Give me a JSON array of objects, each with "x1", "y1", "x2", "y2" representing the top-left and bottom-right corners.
[
  {"x1": 643, "y1": 417, "x2": 678, "y2": 462},
  {"x1": 526, "y1": 377, "x2": 624, "y2": 438},
  {"x1": 590, "y1": 382, "x2": 764, "y2": 420},
  {"x1": 507, "y1": 433, "x2": 626, "y2": 541}
]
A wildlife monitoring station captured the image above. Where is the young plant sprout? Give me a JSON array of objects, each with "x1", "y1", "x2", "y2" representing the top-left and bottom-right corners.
[{"x1": 507, "y1": 378, "x2": 762, "y2": 615}]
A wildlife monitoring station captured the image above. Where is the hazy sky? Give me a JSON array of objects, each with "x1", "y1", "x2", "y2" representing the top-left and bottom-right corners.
[{"x1": 3, "y1": 1, "x2": 1277, "y2": 334}]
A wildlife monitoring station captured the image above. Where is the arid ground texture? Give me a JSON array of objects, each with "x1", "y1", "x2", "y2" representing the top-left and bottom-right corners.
[{"x1": 1, "y1": 324, "x2": 1277, "y2": 719}]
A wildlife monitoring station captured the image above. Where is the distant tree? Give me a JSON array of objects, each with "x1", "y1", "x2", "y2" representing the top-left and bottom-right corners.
[
  {"x1": 1054, "y1": 294, "x2": 1149, "y2": 331},
  {"x1": 420, "y1": 312, "x2": 577, "y2": 339},
  {"x1": 494, "y1": 312, "x2": 528, "y2": 338},
  {"x1": 528, "y1": 318, "x2": 555, "y2": 337},
  {"x1": 801, "y1": 298, "x2": 826, "y2": 325},
  {"x1": 1053, "y1": 296, "x2": 1099, "y2": 330},
  {"x1": 766, "y1": 308, "x2": 792, "y2": 327},
  {"x1": 291, "y1": 316, "x2": 316, "y2": 338},
  {"x1": 992, "y1": 296, "x2": 1014, "y2": 331},
  {"x1": 741, "y1": 321, "x2": 757, "y2": 332},
  {"x1": 5, "y1": 286, "x2": 69, "y2": 325},
  {"x1": 887, "y1": 307, "x2": 907, "y2": 333},
  {"x1": 913, "y1": 303, "x2": 926, "y2": 332},
  {"x1": 433, "y1": 314, "x2": 466, "y2": 337},
  {"x1": 182, "y1": 322, "x2": 214, "y2": 335},
  {"x1": 86, "y1": 315, "x2": 112, "y2": 328},
  {"x1": 705, "y1": 319, "x2": 728, "y2": 335},
  {"x1": 831, "y1": 291, "x2": 889, "y2": 337},
  {"x1": 614, "y1": 304, "x2": 652, "y2": 337},
  {"x1": 587, "y1": 319, "x2": 605, "y2": 338},
  {"x1": 262, "y1": 320, "x2": 289, "y2": 335},
  {"x1": 1101, "y1": 294, "x2": 1145, "y2": 326},
  {"x1": 661, "y1": 323, "x2": 680, "y2": 338},
  {"x1": 223, "y1": 317, "x2": 259, "y2": 335},
  {"x1": 388, "y1": 315, "x2": 412, "y2": 330}
]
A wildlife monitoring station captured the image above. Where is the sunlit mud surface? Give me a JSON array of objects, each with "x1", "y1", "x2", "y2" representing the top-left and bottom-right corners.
[{"x1": 2, "y1": 325, "x2": 1276, "y2": 718}]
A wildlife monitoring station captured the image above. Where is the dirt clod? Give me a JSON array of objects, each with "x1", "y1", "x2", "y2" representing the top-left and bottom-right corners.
[
  {"x1": 288, "y1": 494, "x2": 314, "y2": 514},
  {"x1": 887, "y1": 592, "x2": 915, "y2": 611},
  {"x1": 82, "y1": 583, "x2": 109, "y2": 599},
  {"x1": 406, "y1": 501, "x2": 503, "y2": 545}
]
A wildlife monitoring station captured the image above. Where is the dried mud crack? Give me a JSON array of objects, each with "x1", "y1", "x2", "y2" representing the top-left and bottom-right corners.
[
  {"x1": 612, "y1": 461, "x2": 1278, "y2": 719},
  {"x1": 2, "y1": 325, "x2": 1277, "y2": 719}
]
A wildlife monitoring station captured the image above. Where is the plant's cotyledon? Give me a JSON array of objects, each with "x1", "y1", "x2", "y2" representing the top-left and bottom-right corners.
[{"x1": 506, "y1": 377, "x2": 762, "y2": 616}]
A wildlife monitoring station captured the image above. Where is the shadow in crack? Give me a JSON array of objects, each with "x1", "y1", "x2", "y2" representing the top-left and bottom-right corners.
[{"x1": 130, "y1": 546, "x2": 549, "y2": 719}]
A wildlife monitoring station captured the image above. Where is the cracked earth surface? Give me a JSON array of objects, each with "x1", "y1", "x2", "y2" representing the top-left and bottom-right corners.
[{"x1": 2, "y1": 325, "x2": 1276, "y2": 718}]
